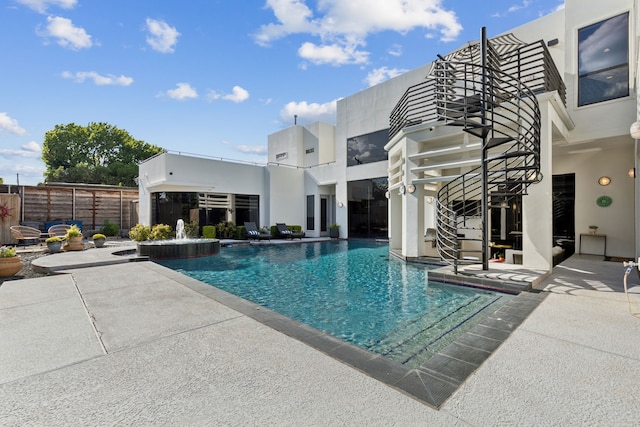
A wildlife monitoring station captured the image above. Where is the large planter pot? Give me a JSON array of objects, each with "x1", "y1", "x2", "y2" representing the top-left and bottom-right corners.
[
  {"x1": 64, "y1": 236, "x2": 84, "y2": 251},
  {"x1": 329, "y1": 228, "x2": 340, "y2": 239},
  {"x1": 0, "y1": 256, "x2": 23, "y2": 277},
  {"x1": 94, "y1": 238, "x2": 106, "y2": 248}
]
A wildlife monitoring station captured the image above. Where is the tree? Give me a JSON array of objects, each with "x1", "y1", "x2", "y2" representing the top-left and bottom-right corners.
[{"x1": 42, "y1": 122, "x2": 164, "y2": 186}]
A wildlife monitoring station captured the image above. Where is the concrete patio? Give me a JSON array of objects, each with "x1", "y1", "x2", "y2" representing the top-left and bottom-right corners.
[{"x1": 1, "y1": 244, "x2": 639, "y2": 425}]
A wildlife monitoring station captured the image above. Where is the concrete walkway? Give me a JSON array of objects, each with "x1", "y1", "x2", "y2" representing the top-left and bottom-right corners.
[{"x1": 1, "y1": 246, "x2": 639, "y2": 425}]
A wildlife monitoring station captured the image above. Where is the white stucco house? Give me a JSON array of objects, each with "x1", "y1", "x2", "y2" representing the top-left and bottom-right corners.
[{"x1": 138, "y1": 0, "x2": 640, "y2": 274}]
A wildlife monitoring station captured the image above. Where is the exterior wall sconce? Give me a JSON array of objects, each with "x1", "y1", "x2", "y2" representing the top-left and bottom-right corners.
[
  {"x1": 385, "y1": 191, "x2": 390, "y2": 199},
  {"x1": 630, "y1": 121, "x2": 640, "y2": 139},
  {"x1": 406, "y1": 184, "x2": 416, "y2": 194},
  {"x1": 598, "y1": 176, "x2": 611, "y2": 186},
  {"x1": 425, "y1": 196, "x2": 434, "y2": 204},
  {"x1": 398, "y1": 185, "x2": 406, "y2": 195},
  {"x1": 629, "y1": 168, "x2": 636, "y2": 178},
  {"x1": 337, "y1": 201, "x2": 344, "y2": 208}
]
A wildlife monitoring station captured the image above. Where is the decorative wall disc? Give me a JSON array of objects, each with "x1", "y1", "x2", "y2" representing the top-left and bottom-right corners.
[{"x1": 596, "y1": 195, "x2": 612, "y2": 207}]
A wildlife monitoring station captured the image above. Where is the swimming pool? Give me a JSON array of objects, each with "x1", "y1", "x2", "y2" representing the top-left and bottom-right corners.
[{"x1": 159, "y1": 240, "x2": 513, "y2": 368}]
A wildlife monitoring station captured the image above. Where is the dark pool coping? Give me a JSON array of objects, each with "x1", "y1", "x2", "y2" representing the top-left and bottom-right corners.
[{"x1": 148, "y1": 262, "x2": 548, "y2": 409}]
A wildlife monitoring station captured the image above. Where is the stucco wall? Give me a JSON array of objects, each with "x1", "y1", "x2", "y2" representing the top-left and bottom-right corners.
[
  {"x1": 138, "y1": 153, "x2": 267, "y2": 226},
  {"x1": 553, "y1": 143, "x2": 635, "y2": 257}
]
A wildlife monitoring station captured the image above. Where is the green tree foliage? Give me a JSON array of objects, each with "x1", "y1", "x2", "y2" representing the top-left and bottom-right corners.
[{"x1": 42, "y1": 122, "x2": 164, "y2": 186}]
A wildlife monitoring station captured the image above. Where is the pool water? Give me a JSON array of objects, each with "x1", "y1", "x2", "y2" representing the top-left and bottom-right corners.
[{"x1": 159, "y1": 240, "x2": 513, "y2": 368}]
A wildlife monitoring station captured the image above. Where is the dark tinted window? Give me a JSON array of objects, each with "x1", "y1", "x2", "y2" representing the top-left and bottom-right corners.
[
  {"x1": 578, "y1": 13, "x2": 628, "y2": 106},
  {"x1": 347, "y1": 129, "x2": 389, "y2": 166}
]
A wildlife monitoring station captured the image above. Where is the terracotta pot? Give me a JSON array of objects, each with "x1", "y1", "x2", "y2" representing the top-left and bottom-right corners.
[
  {"x1": 0, "y1": 256, "x2": 23, "y2": 277},
  {"x1": 64, "y1": 236, "x2": 84, "y2": 251}
]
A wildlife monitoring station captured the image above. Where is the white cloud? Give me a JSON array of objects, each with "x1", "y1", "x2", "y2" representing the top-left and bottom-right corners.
[
  {"x1": 387, "y1": 44, "x2": 402, "y2": 57},
  {"x1": 0, "y1": 113, "x2": 27, "y2": 136},
  {"x1": 15, "y1": 0, "x2": 76, "y2": 14},
  {"x1": 364, "y1": 66, "x2": 407, "y2": 87},
  {"x1": 207, "y1": 86, "x2": 250, "y2": 103},
  {"x1": 236, "y1": 145, "x2": 268, "y2": 155},
  {"x1": 0, "y1": 141, "x2": 41, "y2": 159},
  {"x1": 39, "y1": 16, "x2": 92, "y2": 50},
  {"x1": 164, "y1": 82, "x2": 198, "y2": 100},
  {"x1": 145, "y1": 18, "x2": 180, "y2": 53},
  {"x1": 298, "y1": 41, "x2": 368, "y2": 66},
  {"x1": 279, "y1": 99, "x2": 338, "y2": 124},
  {"x1": 255, "y1": 0, "x2": 462, "y2": 66},
  {"x1": 62, "y1": 71, "x2": 133, "y2": 86}
]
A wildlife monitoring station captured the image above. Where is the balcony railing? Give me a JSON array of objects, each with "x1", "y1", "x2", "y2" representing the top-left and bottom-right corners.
[{"x1": 389, "y1": 40, "x2": 564, "y2": 141}]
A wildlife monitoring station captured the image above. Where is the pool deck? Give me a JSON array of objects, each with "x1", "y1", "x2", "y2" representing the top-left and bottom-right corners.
[{"x1": 1, "y1": 239, "x2": 639, "y2": 425}]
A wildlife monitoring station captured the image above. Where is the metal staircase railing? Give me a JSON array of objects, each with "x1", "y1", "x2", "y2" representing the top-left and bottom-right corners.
[
  {"x1": 433, "y1": 44, "x2": 541, "y2": 272},
  {"x1": 388, "y1": 30, "x2": 558, "y2": 273}
]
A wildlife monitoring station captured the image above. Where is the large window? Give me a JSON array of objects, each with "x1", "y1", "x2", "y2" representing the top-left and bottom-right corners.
[
  {"x1": 578, "y1": 12, "x2": 628, "y2": 106},
  {"x1": 347, "y1": 129, "x2": 389, "y2": 166},
  {"x1": 348, "y1": 178, "x2": 388, "y2": 238}
]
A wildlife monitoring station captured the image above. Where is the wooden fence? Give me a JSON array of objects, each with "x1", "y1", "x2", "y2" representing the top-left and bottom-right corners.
[{"x1": 0, "y1": 184, "x2": 138, "y2": 244}]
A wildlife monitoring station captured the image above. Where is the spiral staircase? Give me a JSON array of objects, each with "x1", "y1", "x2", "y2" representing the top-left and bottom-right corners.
[{"x1": 389, "y1": 29, "x2": 565, "y2": 273}]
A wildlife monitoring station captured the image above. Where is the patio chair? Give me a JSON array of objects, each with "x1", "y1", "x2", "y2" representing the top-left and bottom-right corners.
[
  {"x1": 48, "y1": 224, "x2": 72, "y2": 238},
  {"x1": 244, "y1": 222, "x2": 271, "y2": 241},
  {"x1": 276, "y1": 223, "x2": 305, "y2": 240},
  {"x1": 10, "y1": 225, "x2": 46, "y2": 246}
]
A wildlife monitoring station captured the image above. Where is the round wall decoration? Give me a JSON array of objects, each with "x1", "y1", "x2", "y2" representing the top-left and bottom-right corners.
[{"x1": 596, "y1": 195, "x2": 612, "y2": 207}]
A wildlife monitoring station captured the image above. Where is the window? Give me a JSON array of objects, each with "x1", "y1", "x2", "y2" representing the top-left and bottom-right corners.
[
  {"x1": 307, "y1": 195, "x2": 315, "y2": 230},
  {"x1": 276, "y1": 152, "x2": 288, "y2": 160},
  {"x1": 578, "y1": 13, "x2": 628, "y2": 106},
  {"x1": 347, "y1": 129, "x2": 389, "y2": 166}
]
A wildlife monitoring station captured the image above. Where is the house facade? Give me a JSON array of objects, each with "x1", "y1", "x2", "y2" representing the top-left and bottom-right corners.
[{"x1": 138, "y1": 0, "x2": 639, "y2": 273}]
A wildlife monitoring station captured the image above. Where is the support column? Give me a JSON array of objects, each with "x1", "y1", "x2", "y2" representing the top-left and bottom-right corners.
[{"x1": 522, "y1": 100, "x2": 553, "y2": 270}]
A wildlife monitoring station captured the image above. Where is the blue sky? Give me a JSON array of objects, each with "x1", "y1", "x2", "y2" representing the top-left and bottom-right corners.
[{"x1": 0, "y1": 0, "x2": 564, "y2": 186}]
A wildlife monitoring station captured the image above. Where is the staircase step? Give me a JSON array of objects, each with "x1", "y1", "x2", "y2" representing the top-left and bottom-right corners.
[
  {"x1": 487, "y1": 150, "x2": 531, "y2": 161},
  {"x1": 464, "y1": 126, "x2": 491, "y2": 139},
  {"x1": 485, "y1": 137, "x2": 515, "y2": 149}
]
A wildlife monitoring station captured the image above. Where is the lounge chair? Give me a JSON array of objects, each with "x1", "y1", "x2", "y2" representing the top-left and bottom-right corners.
[
  {"x1": 276, "y1": 223, "x2": 305, "y2": 240},
  {"x1": 48, "y1": 224, "x2": 72, "y2": 238},
  {"x1": 10, "y1": 225, "x2": 46, "y2": 246},
  {"x1": 244, "y1": 222, "x2": 271, "y2": 241}
]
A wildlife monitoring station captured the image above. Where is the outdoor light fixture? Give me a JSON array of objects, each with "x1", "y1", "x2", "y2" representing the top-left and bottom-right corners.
[
  {"x1": 399, "y1": 185, "x2": 406, "y2": 195},
  {"x1": 629, "y1": 168, "x2": 636, "y2": 178},
  {"x1": 630, "y1": 121, "x2": 640, "y2": 139},
  {"x1": 337, "y1": 201, "x2": 344, "y2": 208},
  {"x1": 598, "y1": 176, "x2": 611, "y2": 186},
  {"x1": 385, "y1": 191, "x2": 390, "y2": 199},
  {"x1": 407, "y1": 184, "x2": 416, "y2": 194},
  {"x1": 425, "y1": 196, "x2": 434, "y2": 204}
]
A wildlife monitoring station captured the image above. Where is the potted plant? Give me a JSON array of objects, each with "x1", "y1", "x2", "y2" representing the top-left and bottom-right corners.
[
  {"x1": 64, "y1": 224, "x2": 84, "y2": 251},
  {"x1": 589, "y1": 225, "x2": 598, "y2": 235},
  {"x1": 0, "y1": 245, "x2": 22, "y2": 277},
  {"x1": 92, "y1": 233, "x2": 106, "y2": 248},
  {"x1": 329, "y1": 223, "x2": 340, "y2": 239},
  {"x1": 46, "y1": 236, "x2": 63, "y2": 252}
]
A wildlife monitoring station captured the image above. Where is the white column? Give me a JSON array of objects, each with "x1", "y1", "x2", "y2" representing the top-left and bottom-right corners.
[{"x1": 522, "y1": 100, "x2": 553, "y2": 270}]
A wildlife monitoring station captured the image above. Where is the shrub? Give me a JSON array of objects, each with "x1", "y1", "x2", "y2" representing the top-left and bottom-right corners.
[
  {"x1": 215, "y1": 221, "x2": 236, "y2": 239},
  {"x1": 202, "y1": 225, "x2": 216, "y2": 239},
  {"x1": 100, "y1": 220, "x2": 120, "y2": 237},
  {"x1": 237, "y1": 225, "x2": 247, "y2": 239},
  {"x1": 184, "y1": 221, "x2": 199, "y2": 238},
  {"x1": 0, "y1": 246, "x2": 17, "y2": 258},
  {"x1": 150, "y1": 223, "x2": 172, "y2": 240},
  {"x1": 92, "y1": 233, "x2": 106, "y2": 240},
  {"x1": 129, "y1": 224, "x2": 151, "y2": 242},
  {"x1": 46, "y1": 236, "x2": 62, "y2": 243},
  {"x1": 65, "y1": 224, "x2": 83, "y2": 239}
]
